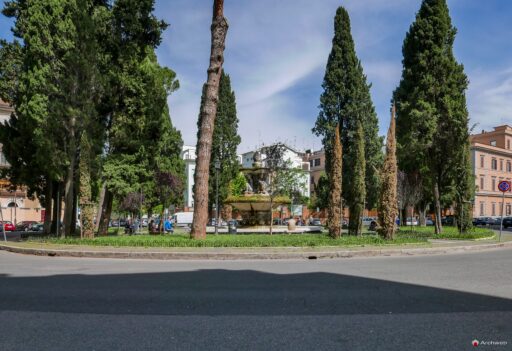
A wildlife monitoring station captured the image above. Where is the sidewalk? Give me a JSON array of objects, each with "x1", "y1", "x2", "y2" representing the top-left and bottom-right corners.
[{"x1": 1, "y1": 237, "x2": 511, "y2": 260}]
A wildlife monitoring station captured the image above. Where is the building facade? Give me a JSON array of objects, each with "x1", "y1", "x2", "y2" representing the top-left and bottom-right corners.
[
  {"x1": 0, "y1": 100, "x2": 44, "y2": 224},
  {"x1": 181, "y1": 145, "x2": 196, "y2": 211},
  {"x1": 303, "y1": 149, "x2": 325, "y2": 200},
  {"x1": 471, "y1": 125, "x2": 512, "y2": 218},
  {"x1": 241, "y1": 143, "x2": 311, "y2": 198}
]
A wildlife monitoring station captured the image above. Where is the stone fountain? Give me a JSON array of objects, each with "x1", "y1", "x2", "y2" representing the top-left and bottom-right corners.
[{"x1": 225, "y1": 151, "x2": 290, "y2": 226}]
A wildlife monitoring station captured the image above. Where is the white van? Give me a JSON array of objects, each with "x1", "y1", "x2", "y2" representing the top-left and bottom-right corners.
[{"x1": 172, "y1": 212, "x2": 194, "y2": 227}]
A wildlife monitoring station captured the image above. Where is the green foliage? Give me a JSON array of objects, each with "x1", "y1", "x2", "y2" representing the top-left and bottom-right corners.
[
  {"x1": 346, "y1": 121, "x2": 366, "y2": 235},
  {"x1": 225, "y1": 195, "x2": 291, "y2": 204},
  {"x1": 209, "y1": 71, "x2": 241, "y2": 209},
  {"x1": 313, "y1": 6, "x2": 383, "y2": 213},
  {"x1": 397, "y1": 226, "x2": 494, "y2": 240},
  {"x1": 229, "y1": 172, "x2": 248, "y2": 197},
  {"x1": 394, "y1": 0, "x2": 472, "y2": 233},
  {"x1": 39, "y1": 233, "x2": 425, "y2": 248},
  {"x1": 312, "y1": 172, "x2": 330, "y2": 210}
]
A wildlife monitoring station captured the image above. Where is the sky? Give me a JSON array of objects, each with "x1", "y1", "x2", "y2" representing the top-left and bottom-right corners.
[{"x1": 1, "y1": 1, "x2": 511, "y2": 153}]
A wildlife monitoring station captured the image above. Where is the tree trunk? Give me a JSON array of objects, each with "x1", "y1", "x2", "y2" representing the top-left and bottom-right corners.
[
  {"x1": 63, "y1": 117, "x2": 77, "y2": 238},
  {"x1": 433, "y1": 180, "x2": 443, "y2": 234},
  {"x1": 95, "y1": 183, "x2": 106, "y2": 232},
  {"x1": 190, "y1": 0, "x2": 229, "y2": 240},
  {"x1": 97, "y1": 189, "x2": 113, "y2": 236},
  {"x1": 418, "y1": 202, "x2": 427, "y2": 226},
  {"x1": 269, "y1": 196, "x2": 274, "y2": 235},
  {"x1": 43, "y1": 180, "x2": 53, "y2": 235},
  {"x1": 51, "y1": 182, "x2": 60, "y2": 235},
  {"x1": 79, "y1": 134, "x2": 94, "y2": 239},
  {"x1": 327, "y1": 125, "x2": 342, "y2": 238}
]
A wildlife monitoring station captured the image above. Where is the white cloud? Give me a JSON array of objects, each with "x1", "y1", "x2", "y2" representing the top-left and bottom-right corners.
[{"x1": 467, "y1": 67, "x2": 512, "y2": 131}]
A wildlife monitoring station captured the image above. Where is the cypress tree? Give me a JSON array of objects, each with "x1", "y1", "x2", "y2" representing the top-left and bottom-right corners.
[
  {"x1": 327, "y1": 125, "x2": 342, "y2": 238},
  {"x1": 209, "y1": 71, "x2": 241, "y2": 216},
  {"x1": 347, "y1": 121, "x2": 366, "y2": 236},
  {"x1": 394, "y1": 0, "x2": 471, "y2": 234},
  {"x1": 378, "y1": 106, "x2": 398, "y2": 240},
  {"x1": 313, "y1": 6, "x2": 382, "y2": 236}
]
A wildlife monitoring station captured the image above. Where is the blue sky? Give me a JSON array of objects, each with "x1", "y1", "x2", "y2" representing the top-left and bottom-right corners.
[{"x1": 1, "y1": 1, "x2": 511, "y2": 153}]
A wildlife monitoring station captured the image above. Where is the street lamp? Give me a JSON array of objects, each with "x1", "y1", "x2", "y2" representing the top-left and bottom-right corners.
[{"x1": 215, "y1": 159, "x2": 221, "y2": 235}]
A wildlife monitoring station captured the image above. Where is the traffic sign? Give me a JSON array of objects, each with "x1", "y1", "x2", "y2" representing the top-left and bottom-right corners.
[{"x1": 498, "y1": 180, "x2": 511, "y2": 193}]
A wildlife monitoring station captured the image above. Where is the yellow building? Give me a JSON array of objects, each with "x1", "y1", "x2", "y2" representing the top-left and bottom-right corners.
[
  {"x1": 471, "y1": 125, "x2": 512, "y2": 218},
  {"x1": 0, "y1": 100, "x2": 44, "y2": 225}
]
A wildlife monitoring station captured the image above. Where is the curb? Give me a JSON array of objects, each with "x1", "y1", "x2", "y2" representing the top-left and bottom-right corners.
[{"x1": 1, "y1": 240, "x2": 512, "y2": 260}]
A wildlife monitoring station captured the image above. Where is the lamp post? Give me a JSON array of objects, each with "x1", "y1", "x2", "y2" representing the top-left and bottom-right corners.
[{"x1": 215, "y1": 159, "x2": 220, "y2": 235}]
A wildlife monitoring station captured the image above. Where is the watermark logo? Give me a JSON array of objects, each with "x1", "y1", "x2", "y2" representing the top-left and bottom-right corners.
[{"x1": 472, "y1": 339, "x2": 508, "y2": 347}]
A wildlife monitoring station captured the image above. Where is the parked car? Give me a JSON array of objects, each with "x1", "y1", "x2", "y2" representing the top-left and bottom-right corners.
[
  {"x1": 15, "y1": 221, "x2": 38, "y2": 231},
  {"x1": 29, "y1": 222, "x2": 44, "y2": 232},
  {"x1": 405, "y1": 217, "x2": 419, "y2": 226},
  {"x1": 441, "y1": 216, "x2": 455, "y2": 226},
  {"x1": 0, "y1": 221, "x2": 15, "y2": 231},
  {"x1": 309, "y1": 218, "x2": 322, "y2": 226},
  {"x1": 426, "y1": 218, "x2": 434, "y2": 226},
  {"x1": 273, "y1": 218, "x2": 283, "y2": 225},
  {"x1": 502, "y1": 217, "x2": 512, "y2": 228},
  {"x1": 362, "y1": 217, "x2": 377, "y2": 226}
]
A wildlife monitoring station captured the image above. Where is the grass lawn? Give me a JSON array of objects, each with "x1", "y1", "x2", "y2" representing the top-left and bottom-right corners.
[
  {"x1": 25, "y1": 226, "x2": 495, "y2": 248},
  {"x1": 397, "y1": 226, "x2": 495, "y2": 240},
  {"x1": 32, "y1": 233, "x2": 426, "y2": 248}
]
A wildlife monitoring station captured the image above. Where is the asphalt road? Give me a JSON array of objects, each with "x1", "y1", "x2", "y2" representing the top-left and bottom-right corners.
[{"x1": 0, "y1": 248, "x2": 511, "y2": 351}]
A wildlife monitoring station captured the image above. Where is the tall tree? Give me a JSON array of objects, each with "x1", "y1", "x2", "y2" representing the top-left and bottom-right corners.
[
  {"x1": 313, "y1": 6, "x2": 382, "y2": 236},
  {"x1": 394, "y1": 0, "x2": 471, "y2": 234},
  {"x1": 347, "y1": 121, "x2": 366, "y2": 236},
  {"x1": 378, "y1": 106, "x2": 398, "y2": 240},
  {"x1": 191, "y1": 0, "x2": 229, "y2": 239},
  {"x1": 96, "y1": 0, "x2": 175, "y2": 236},
  {"x1": 327, "y1": 125, "x2": 342, "y2": 238},
  {"x1": 208, "y1": 71, "x2": 241, "y2": 216}
]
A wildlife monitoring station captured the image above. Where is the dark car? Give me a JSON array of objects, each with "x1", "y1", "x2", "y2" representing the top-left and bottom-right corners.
[
  {"x1": 273, "y1": 218, "x2": 283, "y2": 225},
  {"x1": 441, "y1": 216, "x2": 455, "y2": 226},
  {"x1": 16, "y1": 221, "x2": 38, "y2": 231},
  {"x1": 30, "y1": 222, "x2": 44, "y2": 232},
  {"x1": 473, "y1": 217, "x2": 487, "y2": 226},
  {"x1": 309, "y1": 218, "x2": 322, "y2": 226},
  {"x1": 502, "y1": 217, "x2": 512, "y2": 228}
]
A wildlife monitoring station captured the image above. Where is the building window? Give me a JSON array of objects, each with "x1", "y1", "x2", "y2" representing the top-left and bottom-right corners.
[
  {"x1": 480, "y1": 176, "x2": 485, "y2": 190},
  {"x1": 500, "y1": 159, "x2": 504, "y2": 171},
  {"x1": 492, "y1": 178, "x2": 496, "y2": 191},
  {"x1": 507, "y1": 204, "x2": 512, "y2": 216},
  {"x1": 492, "y1": 158, "x2": 498, "y2": 170},
  {"x1": 309, "y1": 160, "x2": 313, "y2": 168},
  {"x1": 492, "y1": 203, "x2": 497, "y2": 216},
  {"x1": 480, "y1": 155, "x2": 485, "y2": 168},
  {"x1": 490, "y1": 140, "x2": 497, "y2": 146},
  {"x1": 314, "y1": 158, "x2": 321, "y2": 167},
  {"x1": 480, "y1": 202, "x2": 485, "y2": 216},
  {"x1": 508, "y1": 162, "x2": 512, "y2": 172}
]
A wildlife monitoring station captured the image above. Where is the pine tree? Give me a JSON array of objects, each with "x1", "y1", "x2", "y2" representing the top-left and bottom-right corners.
[
  {"x1": 209, "y1": 71, "x2": 241, "y2": 216},
  {"x1": 327, "y1": 125, "x2": 342, "y2": 238},
  {"x1": 313, "y1": 6, "x2": 380, "y2": 236},
  {"x1": 191, "y1": 0, "x2": 229, "y2": 239},
  {"x1": 394, "y1": 0, "x2": 471, "y2": 234},
  {"x1": 378, "y1": 106, "x2": 398, "y2": 240}
]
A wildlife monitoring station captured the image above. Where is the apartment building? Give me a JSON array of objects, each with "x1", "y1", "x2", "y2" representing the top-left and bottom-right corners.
[
  {"x1": 471, "y1": 125, "x2": 512, "y2": 218},
  {"x1": 0, "y1": 100, "x2": 44, "y2": 224}
]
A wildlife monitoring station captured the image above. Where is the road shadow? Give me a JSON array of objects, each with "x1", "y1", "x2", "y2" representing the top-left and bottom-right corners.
[{"x1": 1, "y1": 269, "x2": 511, "y2": 316}]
